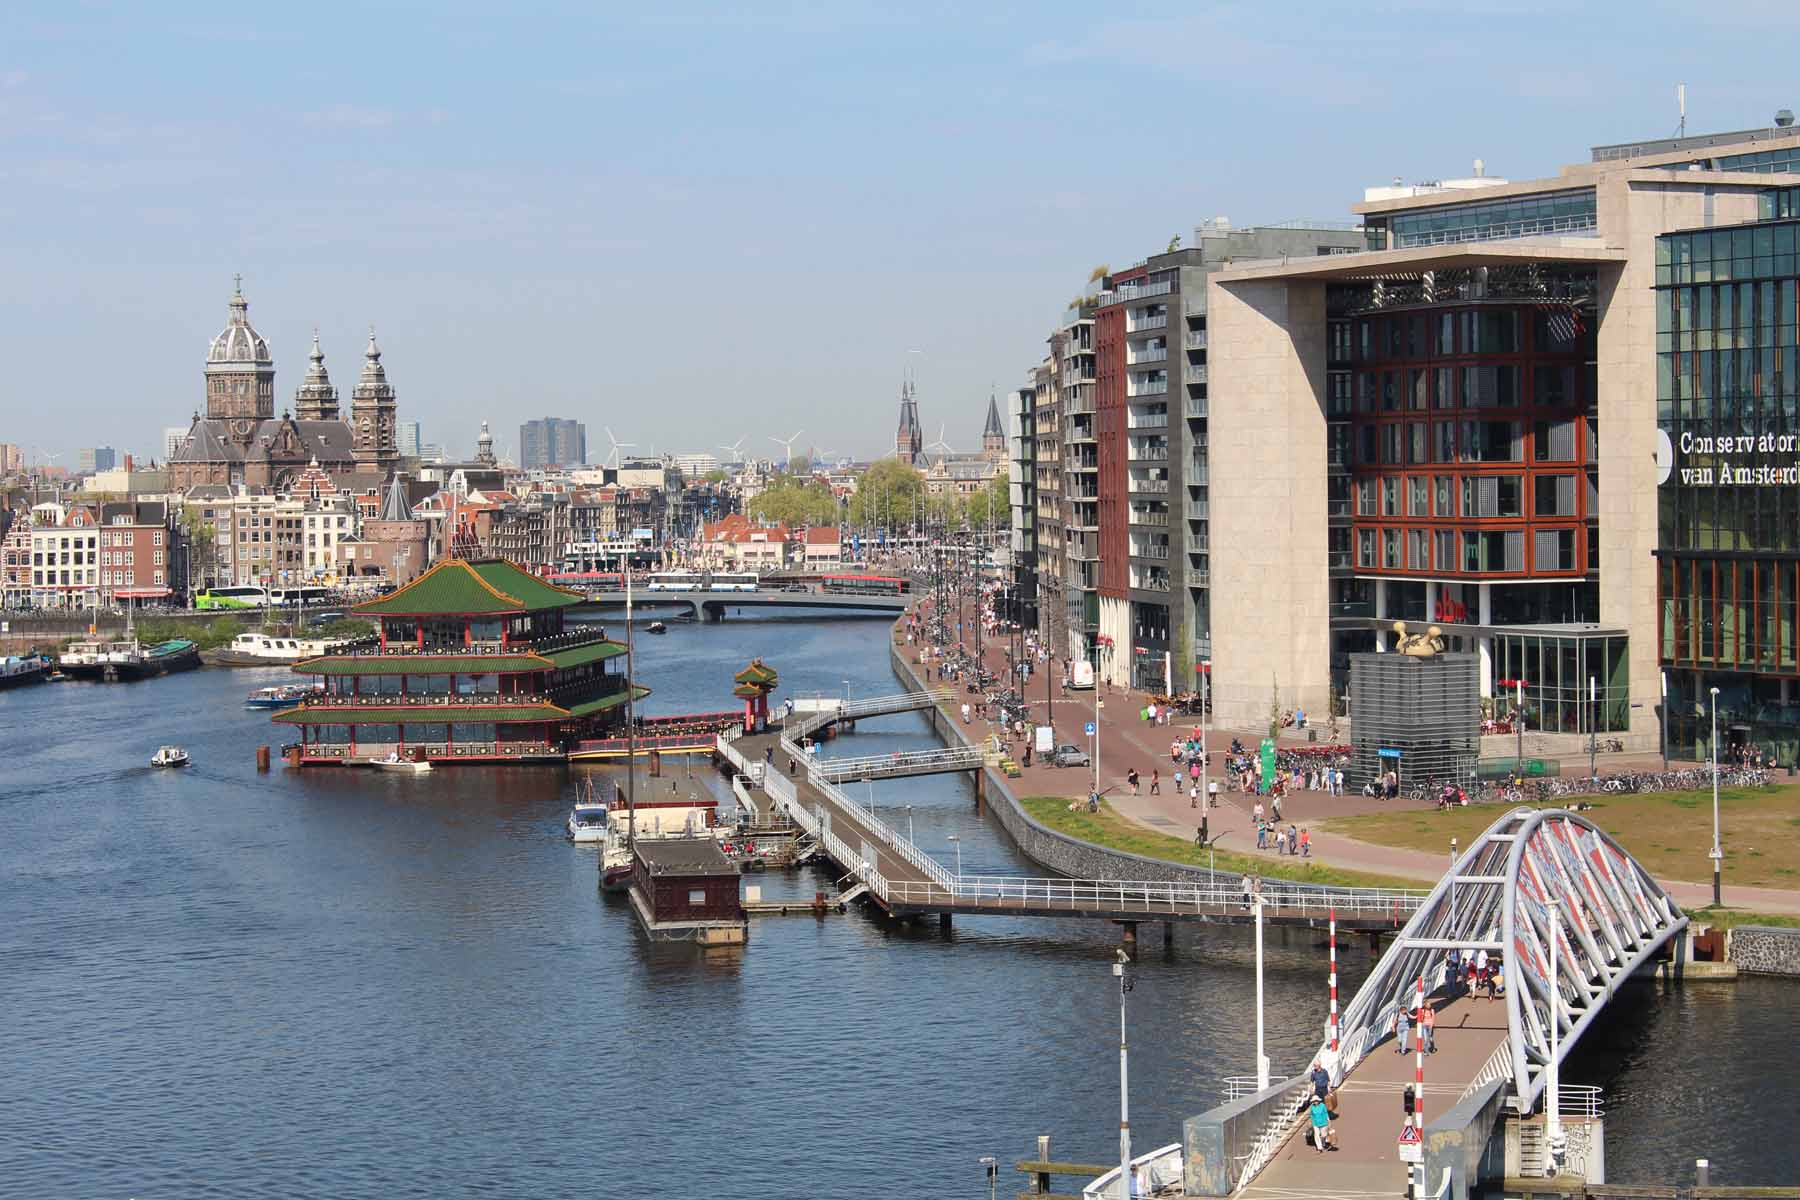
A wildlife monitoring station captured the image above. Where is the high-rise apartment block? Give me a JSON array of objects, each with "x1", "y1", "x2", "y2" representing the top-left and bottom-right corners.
[
  {"x1": 520, "y1": 417, "x2": 586, "y2": 469},
  {"x1": 396, "y1": 420, "x2": 422, "y2": 459},
  {"x1": 79, "y1": 446, "x2": 117, "y2": 474},
  {"x1": 1013, "y1": 112, "x2": 1800, "y2": 761}
]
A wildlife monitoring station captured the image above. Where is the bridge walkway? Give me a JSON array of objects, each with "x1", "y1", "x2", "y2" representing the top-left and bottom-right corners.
[
  {"x1": 1241, "y1": 991, "x2": 1508, "y2": 1199},
  {"x1": 728, "y1": 713, "x2": 1423, "y2": 930}
]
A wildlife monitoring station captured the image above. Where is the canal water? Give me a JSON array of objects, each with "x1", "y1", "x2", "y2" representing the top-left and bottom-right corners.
[{"x1": 1, "y1": 614, "x2": 1793, "y2": 1196}]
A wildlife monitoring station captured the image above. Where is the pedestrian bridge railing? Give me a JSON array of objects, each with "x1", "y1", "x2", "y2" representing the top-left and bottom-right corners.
[
  {"x1": 879, "y1": 875, "x2": 1426, "y2": 916},
  {"x1": 809, "y1": 774, "x2": 957, "y2": 889},
  {"x1": 835, "y1": 688, "x2": 953, "y2": 721},
  {"x1": 813, "y1": 744, "x2": 988, "y2": 781}
]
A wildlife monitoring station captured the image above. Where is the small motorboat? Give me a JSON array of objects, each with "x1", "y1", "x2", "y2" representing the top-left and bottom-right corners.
[
  {"x1": 373, "y1": 750, "x2": 432, "y2": 774},
  {"x1": 150, "y1": 746, "x2": 190, "y2": 768},
  {"x1": 645, "y1": 621, "x2": 668, "y2": 635},
  {"x1": 245, "y1": 683, "x2": 314, "y2": 709},
  {"x1": 566, "y1": 791, "x2": 609, "y2": 843}
]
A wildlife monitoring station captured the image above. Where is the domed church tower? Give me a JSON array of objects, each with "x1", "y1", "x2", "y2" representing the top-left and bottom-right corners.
[
  {"x1": 205, "y1": 275, "x2": 276, "y2": 421},
  {"x1": 351, "y1": 328, "x2": 399, "y2": 472},
  {"x1": 293, "y1": 331, "x2": 340, "y2": 421}
]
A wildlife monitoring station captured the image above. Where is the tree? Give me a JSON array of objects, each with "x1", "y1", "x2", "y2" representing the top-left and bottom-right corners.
[
  {"x1": 703, "y1": 469, "x2": 729, "y2": 484},
  {"x1": 965, "y1": 474, "x2": 1010, "y2": 532},
  {"x1": 786, "y1": 455, "x2": 811, "y2": 478},
  {"x1": 848, "y1": 458, "x2": 924, "y2": 530},
  {"x1": 747, "y1": 477, "x2": 838, "y2": 528}
]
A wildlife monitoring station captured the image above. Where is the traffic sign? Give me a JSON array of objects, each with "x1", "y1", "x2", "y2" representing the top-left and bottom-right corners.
[
  {"x1": 1084, "y1": 721, "x2": 1097, "y2": 736},
  {"x1": 1397, "y1": 1123, "x2": 1422, "y2": 1163}
]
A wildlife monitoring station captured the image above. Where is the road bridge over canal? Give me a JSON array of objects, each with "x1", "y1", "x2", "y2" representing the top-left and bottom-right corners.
[{"x1": 576, "y1": 589, "x2": 908, "y2": 621}]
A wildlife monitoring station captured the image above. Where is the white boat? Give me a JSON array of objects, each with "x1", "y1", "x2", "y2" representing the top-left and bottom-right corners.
[
  {"x1": 373, "y1": 751, "x2": 432, "y2": 774},
  {"x1": 150, "y1": 745, "x2": 190, "y2": 768},
  {"x1": 213, "y1": 631, "x2": 361, "y2": 666},
  {"x1": 567, "y1": 790, "x2": 609, "y2": 843}
]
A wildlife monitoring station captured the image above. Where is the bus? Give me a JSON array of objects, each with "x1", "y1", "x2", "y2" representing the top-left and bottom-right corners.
[
  {"x1": 270, "y1": 586, "x2": 332, "y2": 608},
  {"x1": 819, "y1": 573, "x2": 911, "y2": 597},
  {"x1": 548, "y1": 571, "x2": 625, "y2": 589},
  {"x1": 197, "y1": 586, "x2": 268, "y2": 610},
  {"x1": 646, "y1": 571, "x2": 758, "y2": 593}
]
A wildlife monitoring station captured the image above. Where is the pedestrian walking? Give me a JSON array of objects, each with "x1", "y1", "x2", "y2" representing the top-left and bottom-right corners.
[
  {"x1": 1127, "y1": 768, "x2": 1140, "y2": 795},
  {"x1": 1394, "y1": 1007, "x2": 1411, "y2": 1054},
  {"x1": 1256, "y1": 821, "x2": 1268, "y2": 850},
  {"x1": 1299, "y1": 828, "x2": 1311, "y2": 858},
  {"x1": 1420, "y1": 1003, "x2": 1437, "y2": 1053},
  {"x1": 1150, "y1": 769, "x2": 1160, "y2": 795},
  {"x1": 1308, "y1": 1096, "x2": 1332, "y2": 1153},
  {"x1": 1189, "y1": 781, "x2": 1199, "y2": 808},
  {"x1": 1271, "y1": 794, "x2": 1283, "y2": 823},
  {"x1": 1240, "y1": 874, "x2": 1252, "y2": 910}
]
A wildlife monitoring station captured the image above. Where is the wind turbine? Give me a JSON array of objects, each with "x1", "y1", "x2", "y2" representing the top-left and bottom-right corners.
[
  {"x1": 604, "y1": 427, "x2": 636, "y2": 469},
  {"x1": 769, "y1": 429, "x2": 804, "y2": 471},
  {"x1": 718, "y1": 437, "x2": 747, "y2": 465},
  {"x1": 926, "y1": 424, "x2": 954, "y2": 460}
]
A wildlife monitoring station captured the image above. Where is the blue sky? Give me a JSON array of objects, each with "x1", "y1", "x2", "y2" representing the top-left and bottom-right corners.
[{"x1": 4, "y1": 1, "x2": 1798, "y2": 466}]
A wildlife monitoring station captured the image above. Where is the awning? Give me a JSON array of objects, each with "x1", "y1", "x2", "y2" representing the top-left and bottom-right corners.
[{"x1": 115, "y1": 587, "x2": 173, "y2": 598}]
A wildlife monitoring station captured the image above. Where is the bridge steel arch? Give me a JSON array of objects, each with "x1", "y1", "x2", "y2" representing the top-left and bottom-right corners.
[{"x1": 1321, "y1": 807, "x2": 1686, "y2": 1114}]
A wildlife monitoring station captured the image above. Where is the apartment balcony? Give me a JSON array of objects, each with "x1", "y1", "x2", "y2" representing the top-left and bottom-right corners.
[
  {"x1": 1187, "y1": 534, "x2": 1209, "y2": 554},
  {"x1": 1188, "y1": 570, "x2": 1211, "y2": 587},
  {"x1": 1130, "y1": 569, "x2": 1171, "y2": 592},
  {"x1": 1127, "y1": 348, "x2": 1168, "y2": 367},
  {"x1": 1129, "y1": 443, "x2": 1168, "y2": 462},
  {"x1": 1128, "y1": 475, "x2": 1170, "y2": 495},
  {"x1": 1131, "y1": 543, "x2": 1171, "y2": 561},
  {"x1": 1067, "y1": 510, "x2": 1098, "y2": 531},
  {"x1": 1129, "y1": 508, "x2": 1169, "y2": 527},
  {"x1": 1128, "y1": 380, "x2": 1169, "y2": 398},
  {"x1": 1113, "y1": 279, "x2": 1174, "y2": 303},
  {"x1": 1184, "y1": 398, "x2": 1208, "y2": 419},
  {"x1": 1186, "y1": 364, "x2": 1209, "y2": 385},
  {"x1": 1126, "y1": 314, "x2": 1169, "y2": 333},
  {"x1": 1067, "y1": 533, "x2": 1098, "y2": 561},
  {"x1": 1126, "y1": 408, "x2": 1168, "y2": 431},
  {"x1": 1186, "y1": 497, "x2": 1210, "y2": 519},
  {"x1": 1185, "y1": 464, "x2": 1209, "y2": 486},
  {"x1": 1185, "y1": 331, "x2": 1208, "y2": 350},
  {"x1": 1064, "y1": 390, "x2": 1096, "y2": 416}
]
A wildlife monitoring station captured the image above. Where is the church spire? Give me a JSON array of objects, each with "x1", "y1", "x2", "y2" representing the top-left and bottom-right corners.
[{"x1": 293, "y1": 330, "x2": 339, "y2": 420}]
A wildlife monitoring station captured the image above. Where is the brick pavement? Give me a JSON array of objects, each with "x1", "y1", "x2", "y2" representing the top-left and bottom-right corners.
[{"x1": 902, "y1": 594, "x2": 1800, "y2": 915}]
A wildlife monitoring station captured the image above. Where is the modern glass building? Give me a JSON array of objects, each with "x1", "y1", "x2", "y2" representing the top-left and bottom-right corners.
[{"x1": 1655, "y1": 206, "x2": 1800, "y2": 760}]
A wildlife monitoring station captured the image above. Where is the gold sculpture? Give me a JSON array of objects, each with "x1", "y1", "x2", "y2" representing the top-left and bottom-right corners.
[{"x1": 1391, "y1": 620, "x2": 1447, "y2": 657}]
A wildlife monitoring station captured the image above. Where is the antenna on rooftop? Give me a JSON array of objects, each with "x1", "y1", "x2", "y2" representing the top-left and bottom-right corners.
[{"x1": 1676, "y1": 82, "x2": 1687, "y2": 138}]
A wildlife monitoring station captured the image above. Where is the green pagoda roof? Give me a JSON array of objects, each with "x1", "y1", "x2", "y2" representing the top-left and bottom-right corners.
[
  {"x1": 354, "y1": 557, "x2": 584, "y2": 617},
  {"x1": 733, "y1": 658, "x2": 779, "y2": 687},
  {"x1": 292, "y1": 640, "x2": 624, "y2": 677},
  {"x1": 565, "y1": 686, "x2": 649, "y2": 718},
  {"x1": 272, "y1": 702, "x2": 570, "y2": 725}
]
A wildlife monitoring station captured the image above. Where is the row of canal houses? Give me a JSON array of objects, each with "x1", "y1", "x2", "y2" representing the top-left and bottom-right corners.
[{"x1": 275, "y1": 556, "x2": 645, "y2": 764}]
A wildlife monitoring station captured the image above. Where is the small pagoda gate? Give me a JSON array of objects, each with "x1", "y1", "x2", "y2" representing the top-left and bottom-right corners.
[{"x1": 733, "y1": 659, "x2": 779, "y2": 733}]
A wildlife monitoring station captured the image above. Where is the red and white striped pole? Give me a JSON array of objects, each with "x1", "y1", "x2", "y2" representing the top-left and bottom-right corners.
[
  {"x1": 1414, "y1": 972, "x2": 1426, "y2": 1131},
  {"x1": 1328, "y1": 908, "x2": 1339, "y2": 1053}
]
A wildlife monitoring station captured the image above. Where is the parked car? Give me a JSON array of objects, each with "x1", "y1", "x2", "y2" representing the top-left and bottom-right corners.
[{"x1": 1053, "y1": 744, "x2": 1090, "y2": 768}]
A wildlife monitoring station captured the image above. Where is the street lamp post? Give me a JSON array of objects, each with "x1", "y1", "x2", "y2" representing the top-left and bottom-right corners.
[
  {"x1": 1254, "y1": 892, "x2": 1268, "y2": 1092},
  {"x1": 1660, "y1": 669, "x2": 1670, "y2": 772},
  {"x1": 946, "y1": 832, "x2": 962, "y2": 876},
  {"x1": 1113, "y1": 949, "x2": 1134, "y2": 1200},
  {"x1": 1546, "y1": 868, "x2": 1566, "y2": 1177},
  {"x1": 1588, "y1": 675, "x2": 1598, "y2": 782},
  {"x1": 1710, "y1": 685, "x2": 1722, "y2": 907},
  {"x1": 906, "y1": 804, "x2": 914, "y2": 844}
]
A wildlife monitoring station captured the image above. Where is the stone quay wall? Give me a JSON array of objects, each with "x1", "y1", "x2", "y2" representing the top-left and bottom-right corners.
[{"x1": 1729, "y1": 925, "x2": 1800, "y2": 976}]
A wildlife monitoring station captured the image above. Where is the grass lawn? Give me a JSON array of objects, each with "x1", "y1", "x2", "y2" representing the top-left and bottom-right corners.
[
  {"x1": 1320, "y1": 786, "x2": 1800, "y2": 889},
  {"x1": 1020, "y1": 795, "x2": 1425, "y2": 891},
  {"x1": 1685, "y1": 905, "x2": 1800, "y2": 930}
]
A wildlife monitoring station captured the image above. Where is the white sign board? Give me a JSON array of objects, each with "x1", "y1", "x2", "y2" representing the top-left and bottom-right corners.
[
  {"x1": 1034, "y1": 725, "x2": 1055, "y2": 754},
  {"x1": 1397, "y1": 1123, "x2": 1422, "y2": 1164}
]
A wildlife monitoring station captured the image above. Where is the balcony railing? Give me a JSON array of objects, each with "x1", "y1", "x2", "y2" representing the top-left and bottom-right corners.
[
  {"x1": 1130, "y1": 572, "x2": 1171, "y2": 592},
  {"x1": 1126, "y1": 314, "x2": 1169, "y2": 333},
  {"x1": 1111, "y1": 279, "x2": 1175, "y2": 303},
  {"x1": 1186, "y1": 465, "x2": 1210, "y2": 486},
  {"x1": 1184, "y1": 398, "x2": 1208, "y2": 419},
  {"x1": 1129, "y1": 509, "x2": 1168, "y2": 527},
  {"x1": 1185, "y1": 331, "x2": 1208, "y2": 350},
  {"x1": 1130, "y1": 444, "x2": 1169, "y2": 461},
  {"x1": 1186, "y1": 365, "x2": 1209, "y2": 384},
  {"x1": 1128, "y1": 381, "x2": 1169, "y2": 398},
  {"x1": 1189, "y1": 570, "x2": 1211, "y2": 587},
  {"x1": 1127, "y1": 349, "x2": 1168, "y2": 366},
  {"x1": 1188, "y1": 535, "x2": 1209, "y2": 553},
  {"x1": 1131, "y1": 544, "x2": 1170, "y2": 560},
  {"x1": 1127, "y1": 411, "x2": 1168, "y2": 430},
  {"x1": 1187, "y1": 498, "x2": 1210, "y2": 518},
  {"x1": 336, "y1": 627, "x2": 608, "y2": 659},
  {"x1": 1064, "y1": 391, "x2": 1096, "y2": 416},
  {"x1": 1128, "y1": 479, "x2": 1169, "y2": 495}
]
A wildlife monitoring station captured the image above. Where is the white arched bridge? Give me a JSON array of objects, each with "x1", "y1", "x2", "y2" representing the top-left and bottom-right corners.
[{"x1": 1183, "y1": 806, "x2": 1687, "y2": 1200}]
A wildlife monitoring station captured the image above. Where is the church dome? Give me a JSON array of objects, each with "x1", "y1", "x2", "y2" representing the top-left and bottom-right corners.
[{"x1": 207, "y1": 277, "x2": 272, "y2": 367}]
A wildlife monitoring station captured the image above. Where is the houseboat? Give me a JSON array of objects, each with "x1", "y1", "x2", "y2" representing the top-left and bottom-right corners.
[
  {"x1": 213, "y1": 630, "x2": 364, "y2": 666},
  {"x1": 59, "y1": 637, "x2": 201, "y2": 682},
  {"x1": 274, "y1": 556, "x2": 646, "y2": 766},
  {"x1": 0, "y1": 653, "x2": 51, "y2": 689}
]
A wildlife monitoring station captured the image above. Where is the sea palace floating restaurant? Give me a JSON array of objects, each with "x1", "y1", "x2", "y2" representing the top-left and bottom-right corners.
[{"x1": 274, "y1": 557, "x2": 645, "y2": 765}]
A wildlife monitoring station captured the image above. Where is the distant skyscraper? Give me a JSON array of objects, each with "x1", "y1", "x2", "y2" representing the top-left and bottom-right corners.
[
  {"x1": 396, "y1": 420, "x2": 422, "y2": 459},
  {"x1": 163, "y1": 427, "x2": 187, "y2": 462},
  {"x1": 519, "y1": 417, "x2": 586, "y2": 469},
  {"x1": 0, "y1": 443, "x2": 20, "y2": 473},
  {"x1": 78, "y1": 446, "x2": 116, "y2": 474}
]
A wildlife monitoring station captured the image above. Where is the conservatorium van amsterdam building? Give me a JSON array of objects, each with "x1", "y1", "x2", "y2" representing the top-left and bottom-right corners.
[{"x1": 274, "y1": 557, "x2": 644, "y2": 764}]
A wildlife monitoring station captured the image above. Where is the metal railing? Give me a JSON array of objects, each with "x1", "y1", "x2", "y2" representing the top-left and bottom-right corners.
[
  {"x1": 814, "y1": 745, "x2": 987, "y2": 782},
  {"x1": 1234, "y1": 1077, "x2": 1318, "y2": 1191},
  {"x1": 879, "y1": 876, "x2": 1424, "y2": 916},
  {"x1": 810, "y1": 773, "x2": 957, "y2": 889}
]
